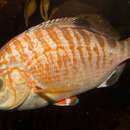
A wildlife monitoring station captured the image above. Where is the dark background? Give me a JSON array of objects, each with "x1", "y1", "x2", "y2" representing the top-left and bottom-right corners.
[{"x1": 0, "y1": 0, "x2": 130, "y2": 130}]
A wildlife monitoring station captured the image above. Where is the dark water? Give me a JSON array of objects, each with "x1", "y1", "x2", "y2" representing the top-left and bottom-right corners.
[{"x1": 0, "y1": 0, "x2": 130, "y2": 130}]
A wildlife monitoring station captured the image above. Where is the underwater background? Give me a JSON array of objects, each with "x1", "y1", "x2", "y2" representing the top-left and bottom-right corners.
[{"x1": 0, "y1": 0, "x2": 130, "y2": 130}]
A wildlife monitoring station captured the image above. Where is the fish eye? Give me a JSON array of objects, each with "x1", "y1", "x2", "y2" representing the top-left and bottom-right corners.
[{"x1": 0, "y1": 79, "x2": 3, "y2": 91}]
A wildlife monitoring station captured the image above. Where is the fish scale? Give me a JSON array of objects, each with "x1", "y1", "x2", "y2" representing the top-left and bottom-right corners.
[
  {"x1": 0, "y1": 26, "x2": 125, "y2": 89},
  {"x1": 27, "y1": 27, "x2": 99, "y2": 88},
  {"x1": 0, "y1": 16, "x2": 129, "y2": 110}
]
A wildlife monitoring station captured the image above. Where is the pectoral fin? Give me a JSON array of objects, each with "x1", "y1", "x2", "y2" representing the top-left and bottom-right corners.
[{"x1": 32, "y1": 85, "x2": 81, "y2": 106}]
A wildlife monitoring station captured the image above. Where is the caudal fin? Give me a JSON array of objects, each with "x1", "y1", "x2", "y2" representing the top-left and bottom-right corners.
[
  {"x1": 126, "y1": 37, "x2": 130, "y2": 58},
  {"x1": 119, "y1": 37, "x2": 130, "y2": 59}
]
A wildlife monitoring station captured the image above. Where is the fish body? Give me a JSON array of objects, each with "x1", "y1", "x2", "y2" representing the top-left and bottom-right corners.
[{"x1": 0, "y1": 16, "x2": 129, "y2": 110}]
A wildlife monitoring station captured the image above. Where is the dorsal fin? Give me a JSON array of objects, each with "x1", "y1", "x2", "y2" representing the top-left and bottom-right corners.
[
  {"x1": 27, "y1": 14, "x2": 120, "y2": 40},
  {"x1": 26, "y1": 16, "x2": 77, "y2": 32},
  {"x1": 73, "y1": 14, "x2": 120, "y2": 40}
]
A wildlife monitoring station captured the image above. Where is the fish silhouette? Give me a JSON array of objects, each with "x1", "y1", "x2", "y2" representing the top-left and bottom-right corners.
[{"x1": 0, "y1": 15, "x2": 129, "y2": 110}]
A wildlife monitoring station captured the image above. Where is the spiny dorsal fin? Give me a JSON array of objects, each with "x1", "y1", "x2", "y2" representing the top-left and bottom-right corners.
[
  {"x1": 26, "y1": 17, "x2": 76, "y2": 32},
  {"x1": 70, "y1": 14, "x2": 120, "y2": 40},
  {"x1": 26, "y1": 14, "x2": 120, "y2": 40}
]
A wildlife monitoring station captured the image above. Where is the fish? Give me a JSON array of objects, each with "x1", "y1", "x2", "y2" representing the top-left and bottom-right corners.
[
  {"x1": 53, "y1": 12, "x2": 126, "y2": 90},
  {"x1": 78, "y1": 14, "x2": 126, "y2": 88},
  {"x1": 0, "y1": 15, "x2": 129, "y2": 110}
]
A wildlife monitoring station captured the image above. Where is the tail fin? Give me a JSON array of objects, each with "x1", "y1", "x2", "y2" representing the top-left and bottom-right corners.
[
  {"x1": 126, "y1": 37, "x2": 130, "y2": 58},
  {"x1": 121, "y1": 37, "x2": 130, "y2": 59}
]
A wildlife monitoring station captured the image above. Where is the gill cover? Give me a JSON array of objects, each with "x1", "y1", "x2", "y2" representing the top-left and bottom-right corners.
[{"x1": 0, "y1": 67, "x2": 30, "y2": 110}]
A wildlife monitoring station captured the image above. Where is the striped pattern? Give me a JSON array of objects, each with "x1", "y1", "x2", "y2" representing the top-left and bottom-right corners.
[{"x1": 0, "y1": 22, "x2": 127, "y2": 109}]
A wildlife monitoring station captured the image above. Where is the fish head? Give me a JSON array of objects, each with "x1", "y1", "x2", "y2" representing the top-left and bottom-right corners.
[{"x1": 0, "y1": 65, "x2": 31, "y2": 110}]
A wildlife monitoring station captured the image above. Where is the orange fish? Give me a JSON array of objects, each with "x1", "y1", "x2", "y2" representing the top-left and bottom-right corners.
[{"x1": 0, "y1": 15, "x2": 129, "y2": 110}]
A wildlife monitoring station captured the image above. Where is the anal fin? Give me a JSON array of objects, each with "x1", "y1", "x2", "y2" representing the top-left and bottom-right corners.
[{"x1": 54, "y1": 96, "x2": 79, "y2": 106}]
